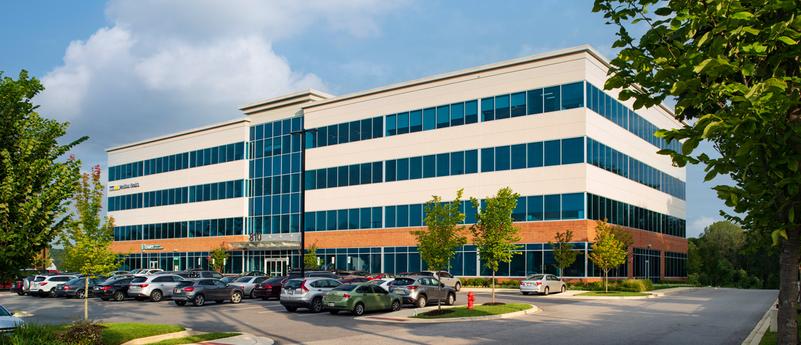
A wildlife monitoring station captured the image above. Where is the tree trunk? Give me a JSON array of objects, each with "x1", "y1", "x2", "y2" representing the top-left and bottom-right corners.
[
  {"x1": 84, "y1": 276, "x2": 89, "y2": 320},
  {"x1": 604, "y1": 270, "x2": 608, "y2": 293},
  {"x1": 778, "y1": 227, "x2": 800, "y2": 345},
  {"x1": 492, "y1": 270, "x2": 496, "y2": 304}
]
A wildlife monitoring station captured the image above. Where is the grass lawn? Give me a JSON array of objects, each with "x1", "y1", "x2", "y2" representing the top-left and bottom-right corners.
[
  {"x1": 576, "y1": 291, "x2": 650, "y2": 297},
  {"x1": 412, "y1": 303, "x2": 532, "y2": 319},
  {"x1": 150, "y1": 332, "x2": 240, "y2": 345},
  {"x1": 101, "y1": 323, "x2": 185, "y2": 345},
  {"x1": 759, "y1": 313, "x2": 800, "y2": 345}
]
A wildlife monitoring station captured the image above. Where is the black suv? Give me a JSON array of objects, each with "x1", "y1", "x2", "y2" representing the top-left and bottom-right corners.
[{"x1": 95, "y1": 277, "x2": 133, "y2": 301}]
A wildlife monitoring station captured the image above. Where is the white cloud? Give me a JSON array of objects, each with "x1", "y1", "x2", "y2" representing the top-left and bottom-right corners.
[
  {"x1": 36, "y1": 0, "x2": 404, "y2": 170},
  {"x1": 688, "y1": 216, "x2": 718, "y2": 238}
]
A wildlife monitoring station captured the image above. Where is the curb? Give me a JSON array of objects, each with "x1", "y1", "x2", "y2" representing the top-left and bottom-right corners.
[
  {"x1": 741, "y1": 299, "x2": 777, "y2": 345},
  {"x1": 121, "y1": 329, "x2": 204, "y2": 345},
  {"x1": 195, "y1": 334, "x2": 275, "y2": 345},
  {"x1": 356, "y1": 304, "x2": 540, "y2": 323}
]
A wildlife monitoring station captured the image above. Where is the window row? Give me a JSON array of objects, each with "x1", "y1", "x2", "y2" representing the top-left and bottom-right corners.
[
  {"x1": 586, "y1": 138, "x2": 686, "y2": 199},
  {"x1": 386, "y1": 150, "x2": 478, "y2": 182},
  {"x1": 305, "y1": 116, "x2": 384, "y2": 149},
  {"x1": 304, "y1": 162, "x2": 383, "y2": 190},
  {"x1": 633, "y1": 248, "x2": 662, "y2": 280},
  {"x1": 250, "y1": 193, "x2": 300, "y2": 216},
  {"x1": 188, "y1": 180, "x2": 244, "y2": 203},
  {"x1": 189, "y1": 142, "x2": 245, "y2": 168},
  {"x1": 481, "y1": 81, "x2": 583, "y2": 122},
  {"x1": 251, "y1": 134, "x2": 301, "y2": 160},
  {"x1": 481, "y1": 137, "x2": 583, "y2": 173},
  {"x1": 250, "y1": 117, "x2": 303, "y2": 141},
  {"x1": 304, "y1": 207, "x2": 384, "y2": 231},
  {"x1": 586, "y1": 193, "x2": 686, "y2": 237},
  {"x1": 386, "y1": 100, "x2": 479, "y2": 137},
  {"x1": 586, "y1": 83, "x2": 681, "y2": 153},
  {"x1": 251, "y1": 174, "x2": 300, "y2": 197},
  {"x1": 249, "y1": 153, "x2": 302, "y2": 179},
  {"x1": 249, "y1": 214, "x2": 300, "y2": 234},
  {"x1": 665, "y1": 252, "x2": 688, "y2": 277},
  {"x1": 113, "y1": 217, "x2": 245, "y2": 241},
  {"x1": 109, "y1": 180, "x2": 245, "y2": 211},
  {"x1": 109, "y1": 142, "x2": 245, "y2": 182}
]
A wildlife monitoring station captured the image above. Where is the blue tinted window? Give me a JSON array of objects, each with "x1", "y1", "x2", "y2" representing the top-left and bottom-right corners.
[
  {"x1": 360, "y1": 163, "x2": 371, "y2": 184},
  {"x1": 360, "y1": 207, "x2": 371, "y2": 229},
  {"x1": 409, "y1": 204, "x2": 422, "y2": 226},
  {"x1": 495, "y1": 95, "x2": 510, "y2": 119},
  {"x1": 562, "y1": 193, "x2": 584, "y2": 219},
  {"x1": 386, "y1": 115, "x2": 396, "y2": 136},
  {"x1": 316, "y1": 211, "x2": 326, "y2": 231},
  {"x1": 527, "y1": 142, "x2": 543, "y2": 167},
  {"x1": 423, "y1": 108, "x2": 436, "y2": 130},
  {"x1": 481, "y1": 148, "x2": 495, "y2": 172},
  {"x1": 436, "y1": 153, "x2": 450, "y2": 177},
  {"x1": 481, "y1": 97, "x2": 495, "y2": 121},
  {"x1": 373, "y1": 117, "x2": 383, "y2": 138},
  {"x1": 511, "y1": 144, "x2": 526, "y2": 169},
  {"x1": 465, "y1": 100, "x2": 478, "y2": 124},
  {"x1": 437, "y1": 105, "x2": 450, "y2": 128},
  {"x1": 360, "y1": 118, "x2": 372, "y2": 140},
  {"x1": 450, "y1": 102, "x2": 464, "y2": 126},
  {"x1": 410, "y1": 110, "x2": 423, "y2": 132},
  {"x1": 397, "y1": 158, "x2": 409, "y2": 181},
  {"x1": 373, "y1": 162, "x2": 383, "y2": 183},
  {"x1": 338, "y1": 166, "x2": 348, "y2": 186},
  {"x1": 338, "y1": 210, "x2": 348, "y2": 230},
  {"x1": 527, "y1": 196, "x2": 543, "y2": 221},
  {"x1": 543, "y1": 86, "x2": 561, "y2": 112},
  {"x1": 397, "y1": 205, "x2": 409, "y2": 227},
  {"x1": 409, "y1": 156, "x2": 422, "y2": 179},
  {"x1": 544, "y1": 194, "x2": 561, "y2": 220},
  {"x1": 527, "y1": 89, "x2": 543, "y2": 114},
  {"x1": 326, "y1": 168, "x2": 337, "y2": 188},
  {"x1": 348, "y1": 209, "x2": 359, "y2": 229},
  {"x1": 495, "y1": 146, "x2": 510, "y2": 171},
  {"x1": 511, "y1": 92, "x2": 526, "y2": 117},
  {"x1": 397, "y1": 112, "x2": 409, "y2": 135},
  {"x1": 385, "y1": 206, "x2": 396, "y2": 227},
  {"x1": 386, "y1": 160, "x2": 397, "y2": 182},
  {"x1": 349, "y1": 164, "x2": 360, "y2": 185},
  {"x1": 327, "y1": 125, "x2": 338, "y2": 145},
  {"x1": 349, "y1": 121, "x2": 360, "y2": 142},
  {"x1": 562, "y1": 82, "x2": 583, "y2": 109},
  {"x1": 326, "y1": 210, "x2": 337, "y2": 231},
  {"x1": 561, "y1": 137, "x2": 584, "y2": 164},
  {"x1": 423, "y1": 155, "x2": 436, "y2": 178},
  {"x1": 372, "y1": 207, "x2": 382, "y2": 228},
  {"x1": 338, "y1": 123, "x2": 349, "y2": 144},
  {"x1": 513, "y1": 197, "x2": 526, "y2": 221},
  {"x1": 544, "y1": 140, "x2": 561, "y2": 166},
  {"x1": 451, "y1": 151, "x2": 465, "y2": 175},
  {"x1": 465, "y1": 150, "x2": 478, "y2": 173}
]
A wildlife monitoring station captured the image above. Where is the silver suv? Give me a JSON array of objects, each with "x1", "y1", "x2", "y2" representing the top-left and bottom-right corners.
[
  {"x1": 280, "y1": 278, "x2": 341, "y2": 313},
  {"x1": 30, "y1": 275, "x2": 77, "y2": 297},
  {"x1": 388, "y1": 276, "x2": 456, "y2": 308},
  {"x1": 128, "y1": 274, "x2": 184, "y2": 302},
  {"x1": 415, "y1": 271, "x2": 462, "y2": 291},
  {"x1": 229, "y1": 276, "x2": 266, "y2": 299}
]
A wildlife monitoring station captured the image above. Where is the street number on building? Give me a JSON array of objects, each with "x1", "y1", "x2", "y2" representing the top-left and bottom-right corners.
[{"x1": 249, "y1": 233, "x2": 262, "y2": 242}]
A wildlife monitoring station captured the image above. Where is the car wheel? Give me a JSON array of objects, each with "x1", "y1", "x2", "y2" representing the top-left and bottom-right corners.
[
  {"x1": 455, "y1": 282, "x2": 461, "y2": 292},
  {"x1": 311, "y1": 297, "x2": 323, "y2": 313},
  {"x1": 391, "y1": 300, "x2": 401, "y2": 312},
  {"x1": 16, "y1": 290, "x2": 24, "y2": 296},
  {"x1": 415, "y1": 295, "x2": 427, "y2": 308},
  {"x1": 352, "y1": 303, "x2": 365, "y2": 316},
  {"x1": 231, "y1": 291, "x2": 242, "y2": 304},
  {"x1": 284, "y1": 305, "x2": 297, "y2": 312},
  {"x1": 543, "y1": 287, "x2": 550, "y2": 295},
  {"x1": 193, "y1": 294, "x2": 205, "y2": 306},
  {"x1": 49, "y1": 290, "x2": 56, "y2": 298},
  {"x1": 113, "y1": 291, "x2": 125, "y2": 301},
  {"x1": 561, "y1": 285, "x2": 566, "y2": 293},
  {"x1": 77, "y1": 290, "x2": 86, "y2": 299},
  {"x1": 150, "y1": 290, "x2": 163, "y2": 302},
  {"x1": 522, "y1": 291, "x2": 530, "y2": 295},
  {"x1": 175, "y1": 300, "x2": 186, "y2": 306},
  {"x1": 329, "y1": 310, "x2": 339, "y2": 315},
  {"x1": 446, "y1": 293, "x2": 455, "y2": 306}
]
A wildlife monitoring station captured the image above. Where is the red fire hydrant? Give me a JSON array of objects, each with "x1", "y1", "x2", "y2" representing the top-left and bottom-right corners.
[{"x1": 467, "y1": 291, "x2": 475, "y2": 310}]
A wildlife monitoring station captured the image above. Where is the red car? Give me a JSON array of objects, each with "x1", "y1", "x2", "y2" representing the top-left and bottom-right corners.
[{"x1": 252, "y1": 276, "x2": 286, "y2": 300}]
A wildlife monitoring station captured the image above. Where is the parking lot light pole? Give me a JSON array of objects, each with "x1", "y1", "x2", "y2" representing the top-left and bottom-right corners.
[{"x1": 292, "y1": 127, "x2": 316, "y2": 278}]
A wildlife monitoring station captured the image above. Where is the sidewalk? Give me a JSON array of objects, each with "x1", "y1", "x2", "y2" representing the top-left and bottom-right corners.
[
  {"x1": 189, "y1": 334, "x2": 274, "y2": 345},
  {"x1": 357, "y1": 304, "x2": 540, "y2": 323}
]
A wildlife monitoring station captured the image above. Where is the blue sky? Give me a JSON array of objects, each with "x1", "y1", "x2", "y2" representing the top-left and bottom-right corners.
[{"x1": 0, "y1": 0, "x2": 730, "y2": 237}]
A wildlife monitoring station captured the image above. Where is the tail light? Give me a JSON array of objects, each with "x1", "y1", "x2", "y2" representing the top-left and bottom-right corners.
[
  {"x1": 263, "y1": 284, "x2": 272, "y2": 289},
  {"x1": 138, "y1": 284, "x2": 149, "y2": 288},
  {"x1": 101, "y1": 285, "x2": 112, "y2": 291},
  {"x1": 343, "y1": 293, "x2": 351, "y2": 299},
  {"x1": 407, "y1": 285, "x2": 417, "y2": 290},
  {"x1": 301, "y1": 280, "x2": 309, "y2": 293},
  {"x1": 535, "y1": 281, "x2": 542, "y2": 286},
  {"x1": 40, "y1": 282, "x2": 48, "y2": 286},
  {"x1": 64, "y1": 286, "x2": 71, "y2": 290},
  {"x1": 183, "y1": 287, "x2": 195, "y2": 292}
]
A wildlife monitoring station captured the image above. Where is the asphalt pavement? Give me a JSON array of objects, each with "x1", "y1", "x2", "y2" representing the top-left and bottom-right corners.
[{"x1": 0, "y1": 287, "x2": 776, "y2": 345}]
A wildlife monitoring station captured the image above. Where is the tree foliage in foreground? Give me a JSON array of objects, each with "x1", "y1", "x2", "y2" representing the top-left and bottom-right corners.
[
  {"x1": 589, "y1": 220, "x2": 628, "y2": 293},
  {"x1": 549, "y1": 230, "x2": 578, "y2": 278},
  {"x1": 0, "y1": 70, "x2": 85, "y2": 279}
]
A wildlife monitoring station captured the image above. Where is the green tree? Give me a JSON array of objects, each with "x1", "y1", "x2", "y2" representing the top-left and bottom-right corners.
[
  {"x1": 697, "y1": 221, "x2": 745, "y2": 286},
  {"x1": 592, "y1": 1, "x2": 801, "y2": 341},
  {"x1": 470, "y1": 187, "x2": 521, "y2": 304},
  {"x1": 0, "y1": 71, "x2": 85, "y2": 280},
  {"x1": 413, "y1": 189, "x2": 467, "y2": 310},
  {"x1": 589, "y1": 220, "x2": 628, "y2": 293},
  {"x1": 61, "y1": 165, "x2": 120, "y2": 320},
  {"x1": 304, "y1": 243, "x2": 320, "y2": 270},
  {"x1": 210, "y1": 246, "x2": 229, "y2": 273},
  {"x1": 549, "y1": 230, "x2": 578, "y2": 278}
]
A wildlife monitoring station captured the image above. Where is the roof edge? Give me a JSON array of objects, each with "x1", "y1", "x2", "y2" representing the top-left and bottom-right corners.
[
  {"x1": 106, "y1": 118, "x2": 251, "y2": 153},
  {"x1": 239, "y1": 89, "x2": 334, "y2": 113}
]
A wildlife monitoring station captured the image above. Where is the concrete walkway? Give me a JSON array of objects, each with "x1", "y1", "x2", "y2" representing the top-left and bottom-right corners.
[
  {"x1": 357, "y1": 304, "x2": 539, "y2": 323},
  {"x1": 189, "y1": 334, "x2": 274, "y2": 345}
]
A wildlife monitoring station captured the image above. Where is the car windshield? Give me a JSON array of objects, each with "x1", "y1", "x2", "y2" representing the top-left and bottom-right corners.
[
  {"x1": 416, "y1": 272, "x2": 434, "y2": 276},
  {"x1": 332, "y1": 284, "x2": 357, "y2": 291},
  {"x1": 176, "y1": 281, "x2": 194, "y2": 288},
  {"x1": 284, "y1": 279, "x2": 303, "y2": 289},
  {"x1": 235, "y1": 277, "x2": 252, "y2": 283},
  {"x1": 131, "y1": 277, "x2": 147, "y2": 283},
  {"x1": 0, "y1": 307, "x2": 10, "y2": 317},
  {"x1": 266, "y1": 277, "x2": 285, "y2": 284},
  {"x1": 390, "y1": 278, "x2": 415, "y2": 286},
  {"x1": 34, "y1": 276, "x2": 46, "y2": 282},
  {"x1": 527, "y1": 274, "x2": 545, "y2": 280},
  {"x1": 66, "y1": 278, "x2": 82, "y2": 285}
]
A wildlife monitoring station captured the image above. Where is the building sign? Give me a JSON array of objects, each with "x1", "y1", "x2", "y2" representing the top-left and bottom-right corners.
[
  {"x1": 141, "y1": 244, "x2": 163, "y2": 251},
  {"x1": 110, "y1": 182, "x2": 140, "y2": 192}
]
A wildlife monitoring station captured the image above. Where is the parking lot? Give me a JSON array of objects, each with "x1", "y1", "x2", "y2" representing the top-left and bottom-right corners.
[{"x1": 0, "y1": 287, "x2": 777, "y2": 344}]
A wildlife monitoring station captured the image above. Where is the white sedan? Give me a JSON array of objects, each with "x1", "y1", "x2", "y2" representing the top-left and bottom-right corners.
[
  {"x1": 367, "y1": 278, "x2": 394, "y2": 291},
  {"x1": 0, "y1": 305, "x2": 23, "y2": 333},
  {"x1": 519, "y1": 274, "x2": 566, "y2": 295}
]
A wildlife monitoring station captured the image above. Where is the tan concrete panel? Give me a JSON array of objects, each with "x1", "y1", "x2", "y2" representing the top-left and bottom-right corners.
[{"x1": 108, "y1": 198, "x2": 247, "y2": 226}]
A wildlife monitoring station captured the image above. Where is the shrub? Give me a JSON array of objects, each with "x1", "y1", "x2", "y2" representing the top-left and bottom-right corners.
[
  {"x1": 618, "y1": 279, "x2": 654, "y2": 292},
  {"x1": 59, "y1": 321, "x2": 105, "y2": 345},
  {"x1": 0, "y1": 323, "x2": 66, "y2": 345}
]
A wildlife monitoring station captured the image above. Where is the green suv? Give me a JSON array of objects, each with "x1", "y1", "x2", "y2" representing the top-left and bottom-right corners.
[{"x1": 323, "y1": 283, "x2": 402, "y2": 316}]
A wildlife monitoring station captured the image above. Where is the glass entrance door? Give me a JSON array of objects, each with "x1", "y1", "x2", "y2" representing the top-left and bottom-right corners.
[{"x1": 264, "y1": 258, "x2": 288, "y2": 276}]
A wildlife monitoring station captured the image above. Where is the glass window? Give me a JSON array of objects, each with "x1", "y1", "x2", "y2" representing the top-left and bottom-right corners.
[
  {"x1": 409, "y1": 204, "x2": 422, "y2": 226},
  {"x1": 527, "y1": 89, "x2": 543, "y2": 115},
  {"x1": 397, "y1": 158, "x2": 409, "y2": 181},
  {"x1": 360, "y1": 207, "x2": 371, "y2": 229},
  {"x1": 316, "y1": 212, "x2": 326, "y2": 231},
  {"x1": 338, "y1": 166, "x2": 348, "y2": 186},
  {"x1": 481, "y1": 148, "x2": 494, "y2": 172},
  {"x1": 495, "y1": 146, "x2": 510, "y2": 171},
  {"x1": 543, "y1": 86, "x2": 561, "y2": 112},
  {"x1": 372, "y1": 207, "x2": 382, "y2": 228},
  {"x1": 562, "y1": 137, "x2": 584, "y2": 164},
  {"x1": 327, "y1": 125, "x2": 338, "y2": 145},
  {"x1": 373, "y1": 117, "x2": 383, "y2": 138},
  {"x1": 397, "y1": 205, "x2": 409, "y2": 227},
  {"x1": 372, "y1": 162, "x2": 383, "y2": 183},
  {"x1": 423, "y1": 155, "x2": 436, "y2": 178},
  {"x1": 360, "y1": 163, "x2": 371, "y2": 184},
  {"x1": 410, "y1": 156, "x2": 422, "y2": 179},
  {"x1": 423, "y1": 108, "x2": 436, "y2": 131},
  {"x1": 326, "y1": 210, "x2": 337, "y2": 231},
  {"x1": 513, "y1": 197, "x2": 526, "y2": 221},
  {"x1": 495, "y1": 95, "x2": 510, "y2": 119},
  {"x1": 511, "y1": 144, "x2": 526, "y2": 169},
  {"x1": 436, "y1": 105, "x2": 450, "y2": 129},
  {"x1": 450, "y1": 102, "x2": 464, "y2": 126},
  {"x1": 436, "y1": 153, "x2": 450, "y2": 177},
  {"x1": 397, "y1": 112, "x2": 409, "y2": 135},
  {"x1": 385, "y1": 206, "x2": 396, "y2": 228},
  {"x1": 465, "y1": 150, "x2": 478, "y2": 174},
  {"x1": 451, "y1": 151, "x2": 464, "y2": 175},
  {"x1": 544, "y1": 195, "x2": 561, "y2": 220},
  {"x1": 360, "y1": 118, "x2": 372, "y2": 140},
  {"x1": 349, "y1": 121, "x2": 361, "y2": 142},
  {"x1": 326, "y1": 168, "x2": 337, "y2": 188},
  {"x1": 544, "y1": 140, "x2": 561, "y2": 166},
  {"x1": 348, "y1": 209, "x2": 359, "y2": 229},
  {"x1": 338, "y1": 209, "x2": 348, "y2": 230},
  {"x1": 338, "y1": 123, "x2": 349, "y2": 144},
  {"x1": 527, "y1": 196, "x2": 543, "y2": 221},
  {"x1": 349, "y1": 164, "x2": 360, "y2": 185},
  {"x1": 481, "y1": 97, "x2": 495, "y2": 121},
  {"x1": 511, "y1": 92, "x2": 526, "y2": 117},
  {"x1": 410, "y1": 110, "x2": 423, "y2": 132},
  {"x1": 465, "y1": 100, "x2": 478, "y2": 124},
  {"x1": 385, "y1": 160, "x2": 397, "y2": 182},
  {"x1": 386, "y1": 115, "x2": 396, "y2": 136},
  {"x1": 562, "y1": 82, "x2": 584, "y2": 109},
  {"x1": 562, "y1": 193, "x2": 584, "y2": 219}
]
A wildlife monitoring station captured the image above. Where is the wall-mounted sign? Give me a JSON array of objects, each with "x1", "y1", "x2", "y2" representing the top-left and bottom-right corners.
[
  {"x1": 110, "y1": 182, "x2": 140, "y2": 192},
  {"x1": 141, "y1": 244, "x2": 163, "y2": 251}
]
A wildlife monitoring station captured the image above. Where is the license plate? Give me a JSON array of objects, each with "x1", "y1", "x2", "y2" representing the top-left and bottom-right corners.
[
  {"x1": 287, "y1": 290, "x2": 293, "y2": 295},
  {"x1": 328, "y1": 302, "x2": 335, "y2": 307}
]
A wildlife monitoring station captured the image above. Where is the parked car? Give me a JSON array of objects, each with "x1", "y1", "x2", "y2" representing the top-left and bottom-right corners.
[
  {"x1": 519, "y1": 274, "x2": 566, "y2": 295},
  {"x1": 323, "y1": 283, "x2": 402, "y2": 316},
  {"x1": 240, "y1": 271, "x2": 267, "y2": 277},
  {"x1": 185, "y1": 270, "x2": 224, "y2": 279},
  {"x1": 128, "y1": 274, "x2": 185, "y2": 302},
  {"x1": 171, "y1": 279, "x2": 243, "y2": 306},
  {"x1": 414, "y1": 271, "x2": 462, "y2": 291},
  {"x1": 30, "y1": 275, "x2": 77, "y2": 297},
  {"x1": 252, "y1": 276, "x2": 286, "y2": 300},
  {"x1": 388, "y1": 276, "x2": 456, "y2": 308},
  {"x1": 107, "y1": 270, "x2": 129, "y2": 276},
  {"x1": 54, "y1": 277, "x2": 105, "y2": 298},
  {"x1": 0, "y1": 305, "x2": 23, "y2": 333},
  {"x1": 280, "y1": 278, "x2": 341, "y2": 313},
  {"x1": 94, "y1": 277, "x2": 134, "y2": 301},
  {"x1": 229, "y1": 276, "x2": 267, "y2": 299},
  {"x1": 340, "y1": 277, "x2": 371, "y2": 284},
  {"x1": 220, "y1": 276, "x2": 237, "y2": 284},
  {"x1": 134, "y1": 269, "x2": 164, "y2": 275},
  {"x1": 286, "y1": 270, "x2": 339, "y2": 280},
  {"x1": 367, "y1": 278, "x2": 394, "y2": 291}
]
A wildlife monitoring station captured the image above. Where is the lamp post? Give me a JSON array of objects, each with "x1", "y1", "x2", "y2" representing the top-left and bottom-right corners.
[{"x1": 291, "y1": 126, "x2": 317, "y2": 278}]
